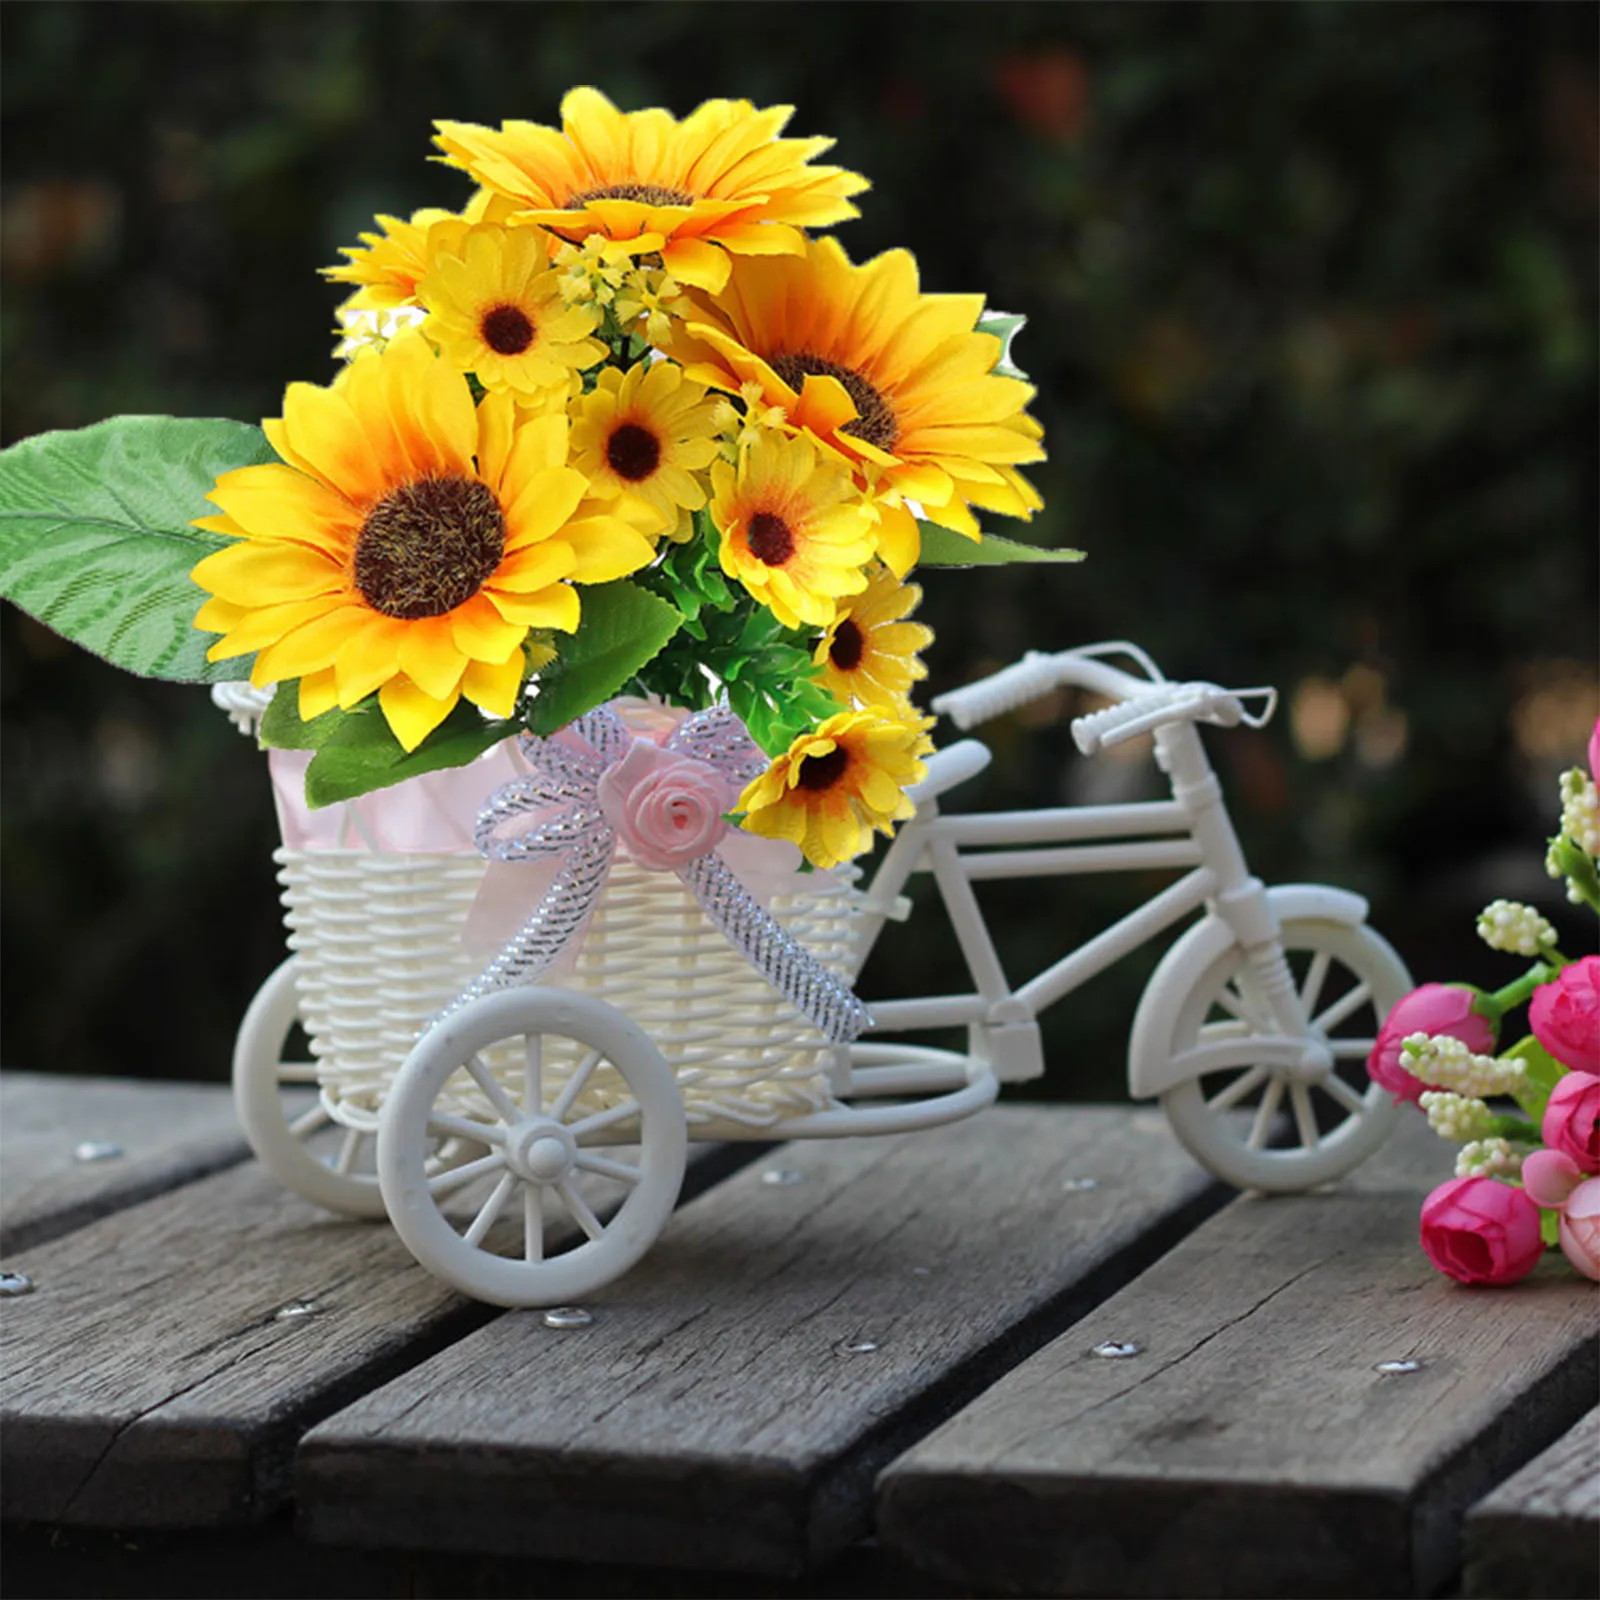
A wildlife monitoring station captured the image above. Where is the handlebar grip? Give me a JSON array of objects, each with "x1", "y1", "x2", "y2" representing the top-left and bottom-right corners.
[
  {"x1": 1071, "y1": 683, "x2": 1241, "y2": 755},
  {"x1": 932, "y1": 652, "x2": 1061, "y2": 730}
]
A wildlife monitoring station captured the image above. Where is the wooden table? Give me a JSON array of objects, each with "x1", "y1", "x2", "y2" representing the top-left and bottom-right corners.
[{"x1": 2, "y1": 1070, "x2": 1595, "y2": 1598}]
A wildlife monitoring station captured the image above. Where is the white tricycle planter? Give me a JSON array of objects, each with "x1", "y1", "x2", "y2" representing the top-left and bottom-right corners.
[{"x1": 226, "y1": 641, "x2": 1412, "y2": 1307}]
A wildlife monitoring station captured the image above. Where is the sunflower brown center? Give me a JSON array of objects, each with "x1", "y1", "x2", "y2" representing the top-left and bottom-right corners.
[
  {"x1": 746, "y1": 511, "x2": 795, "y2": 567},
  {"x1": 481, "y1": 303, "x2": 536, "y2": 356},
  {"x1": 797, "y1": 746, "x2": 850, "y2": 792},
  {"x1": 828, "y1": 618, "x2": 866, "y2": 671},
  {"x1": 768, "y1": 351, "x2": 900, "y2": 452},
  {"x1": 568, "y1": 183, "x2": 696, "y2": 208},
  {"x1": 606, "y1": 421, "x2": 662, "y2": 482},
  {"x1": 354, "y1": 475, "x2": 506, "y2": 620}
]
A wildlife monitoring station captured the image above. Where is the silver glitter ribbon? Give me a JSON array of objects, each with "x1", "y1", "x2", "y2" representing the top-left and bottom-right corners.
[{"x1": 439, "y1": 703, "x2": 870, "y2": 1043}]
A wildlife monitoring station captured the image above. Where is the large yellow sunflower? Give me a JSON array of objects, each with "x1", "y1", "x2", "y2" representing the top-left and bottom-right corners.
[
  {"x1": 708, "y1": 431, "x2": 876, "y2": 629},
  {"x1": 419, "y1": 223, "x2": 607, "y2": 400},
  {"x1": 665, "y1": 234, "x2": 1046, "y2": 575},
  {"x1": 736, "y1": 708, "x2": 933, "y2": 869},
  {"x1": 434, "y1": 87, "x2": 870, "y2": 294},
  {"x1": 190, "y1": 333, "x2": 655, "y2": 751},
  {"x1": 322, "y1": 193, "x2": 503, "y2": 312},
  {"x1": 569, "y1": 361, "x2": 720, "y2": 540},
  {"x1": 813, "y1": 566, "x2": 933, "y2": 711}
]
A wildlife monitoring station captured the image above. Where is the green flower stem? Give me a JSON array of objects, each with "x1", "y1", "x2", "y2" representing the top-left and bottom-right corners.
[
  {"x1": 1485, "y1": 965, "x2": 1556, "y2": 1018},
  {"x1": 1486, "y1": 1114, "x2": 1541, "y2": 1144}
]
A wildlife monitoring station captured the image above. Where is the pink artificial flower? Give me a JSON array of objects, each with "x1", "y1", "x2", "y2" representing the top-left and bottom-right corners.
[
  {"x1": 1588, "y1": 714, "x2": 1599, "y2": 787},
  {"x1": 1418, "y1": 1175, "x2": 1545, "y2": 1286},
  {"x1": 1369, "y1": 984, "x2": 1498, "y2": 1105},
  {"x1": 597, "y1": 739, "x2": 737, "y2": 873},
  {"x1": 1530, "y1": 956, "x2": 1600, "y2": 1075},
  {"x1": 1557, "y1": 1177, "x2": 1600, "y2": 1281},
  {"x1": 1541, "y1": 1071, "x2": 1600, "y2": 1173}
]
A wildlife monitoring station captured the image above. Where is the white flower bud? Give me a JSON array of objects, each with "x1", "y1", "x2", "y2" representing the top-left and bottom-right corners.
[
  {"x1": 1454, "y1": 1138, "x2": 1528, "y2": 1180},
  {"x1": 1420, "y1": 1090, "x2": 1497, "y2": 1143},
  {"x1": 1558, "y1": 768, "x2": 1600, "y2": 856},
  {"x1": 1476, "y1": 899, "x2": 1557, "y2": 957},
  {"x1": 1402, "y1": 1033, "x2": 1528, "y2": 1098}
]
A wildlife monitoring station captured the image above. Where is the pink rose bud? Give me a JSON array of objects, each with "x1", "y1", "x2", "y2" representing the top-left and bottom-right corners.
[
  {"x1": 1529, "y1": 957, "x2": 1600, "y2": 1075},
  {"x1": 1540, "y1": 1070, "x2": 1600, "y2": 1174},
  {"x1": 1418, "y1": 1175, "x2": 1545, "y2": 1286},
  {"x1": 1521, "y1": 1147, "x2": 1586, "y2": 1209},
  {"x1": 1369, "y1": 984, "x2": 1498, "y2": 1105},
  {"x1": 597, "y1": 740, "x2": 737, "y2": 873},
  {"x1": 1589, "y1": 715, "x2": 1600, "y2": 787},
  {"x1": 1558, "y1": 1177, "x2": 1600, "y2": 1281}
]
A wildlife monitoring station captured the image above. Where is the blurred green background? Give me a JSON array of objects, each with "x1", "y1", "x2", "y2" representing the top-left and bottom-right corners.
[{"x1": 3, "y1": 0, "x2": 1595, "y2": 1096}]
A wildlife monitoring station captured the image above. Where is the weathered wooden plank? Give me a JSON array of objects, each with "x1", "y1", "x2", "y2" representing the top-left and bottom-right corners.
[
  {"x1": 1464, "y1": 1405, "x2": 1600, "y2": 1600},
  {"x1": 295, "y1": 1105, "x2": 1225, "y2": 1576},
  {"x1": 0, "y1": 1139, "x2": 754, "y2": 1531},
  {"x1": 1, "y1": 1072, "x2": 248, "y2": 1254},
  {"x1": 876, "y1": 1115, "x2": 1600, "y2": 1598}
]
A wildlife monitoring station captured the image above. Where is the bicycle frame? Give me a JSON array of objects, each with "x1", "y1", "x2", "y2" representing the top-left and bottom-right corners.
[{"x1": 850, "y1": 646, "x2": 1299, "y2": 1084}]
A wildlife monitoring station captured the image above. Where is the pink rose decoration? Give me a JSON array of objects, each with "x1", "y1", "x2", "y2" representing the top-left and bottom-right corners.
[
  {"x1": 1419, "y1": 1176, "x2": 1545, "y2": 1285},
  {"x1": 597, "y1": 739, "x2": 736, "y2": 873},
  {"x1": 1369, "y1": 984, "x2": 1497, "y2": 1105},
  {"x1": 1541, "y1": 1070, "x2": 1600, "y2": 1173},
  {"x1": 1557, "y1": 1177, "x2": 1600, "y2": 1281},
  {"x1": 1529, "y1": 956, "x2": 1600, "y2": 1075},
  {"x1": 1588, "y1": 714, "x2": 1599, "y2": 786}
]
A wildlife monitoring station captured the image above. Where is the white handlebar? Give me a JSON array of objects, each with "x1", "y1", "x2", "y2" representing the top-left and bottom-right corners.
[
  {"x1": 931, "y1": 652, "x2": 1059, "y2": 730},
  {"x1": 1071, "y1": 681, "x2": 1278, "y2": 754}
]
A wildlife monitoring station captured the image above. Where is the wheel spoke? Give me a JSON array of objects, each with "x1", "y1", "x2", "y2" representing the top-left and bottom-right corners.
[
  {"x1": 427, "y1": 1110, "x2": 505, "y2": 1148},
  {"x1": 427, "y1": 1150, "x2": 508, "y2": 1196},
  {"x1": 1206, "y1": 1065, "x2": 1269, "y2": 1113},
  {"x1": 464, "y1": 1053, "x2": 520, "y2": 1125},
  {"x1": 1248, "y1": 1077, "x2": 1284, "y2": 1149},
  {"x1": 522, "y1": 1033, "x2": 544, "y2": 1116},
  {"x1": 464, "y1": 1172, "x2": 519, "y2": 1247},
  {"x1": 574, "y1": 1151, "x2": 642, "y2": 1186},
  {"x1": 1212, "y1": 983, "x2": 1250, "y2": 1022},
  {"x1": 567, "y1": 1098, "x2": 641, "y2": 1139},
  {"x1": 1289, "y1": 1083, "x2": 1322, "y2": 1151},
  {"x1": 556, "y1": 1179, "x2": 605, "y2": 1241},
  {"x1": 524, "y1": 1189, "x2": 544, "y2": 1262},
  {"x1": 1329, "y1": 1037, "x2": 1379, "y2": 1060},
  {"x1": 1299, "y1": 951, "x2": 1332, "y2": 1018},
  {"x1": 1312, "y1": 982, "x2": 1372, "y2": 1035},
  {"x1": 289, "y1": 1103, "x2": 331, "y2": 1138},
  {"x1": 1319, "y1": 1073, "x2": 1370, "y2": 1115},
  {"x1": 334, "y1": 1128, "x2": 365, "y2": 1175},
  {"x1": 551, "y1": 1048, "x2": 604, "y2": 1122}
]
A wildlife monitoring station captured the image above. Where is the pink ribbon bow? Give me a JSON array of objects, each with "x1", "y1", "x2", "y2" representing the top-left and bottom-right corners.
[{"x1": 444, "y1": 702, "x2": 870, "y2": 1044}]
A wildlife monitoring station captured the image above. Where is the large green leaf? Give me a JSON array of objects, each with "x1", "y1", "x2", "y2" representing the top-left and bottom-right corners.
[
  {"x1": 917, "y1": 520, "x2": 1086, "y2": 568},
  {"x1": 0, "y1": 415, "x2": 277, "y2": 682},
  {"x1": 299, "y1": 696, "x2": 519, "y2": 809},
  {"x1": 526, "y1": 580, "x2": 683, "y2": 736}
]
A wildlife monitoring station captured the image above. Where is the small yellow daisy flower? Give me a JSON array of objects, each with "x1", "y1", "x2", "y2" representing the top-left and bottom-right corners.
[
  {"x1": 613, "y1": 264, "x2": 685, "y2": 346},
  {"x1": 552, "y1": 234, "x2": 637, "y2": 309},
  {"x1": 419, "y1": 223, "x2": 607, "y2": 400},
  {"x1": 709, "y1": 432, "x2": 876, "y2": 629},
  {"x1": 569, "y1": 362, "x2": 721, "y2": 541},
  {"x1": 736, "y1": 708, "x2": 934, "y2": 869},
  {"x1": 814, "y1": 567, "x2": 934, "y2": 711},
  {"x1": 322, "y1": 194, "x2": 506, "y2": 312}
]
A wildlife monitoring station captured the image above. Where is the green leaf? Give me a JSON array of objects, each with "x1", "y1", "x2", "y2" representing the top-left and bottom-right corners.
[
  {"x1": 976, "y1": 310, "x2": 1031, "y2": 381},
  {"x1": 916, "y1": 520, "x2": 1086, "y2": 568},
  {"x1": 303, "y1": 698, "x2": 518, "y2": 809},
  {"x1": 526, "y1": 580, "x2": 683, "y2": 736},
  {"x1": 0, "y1": 415, "x2": 277, "y2": 682}
]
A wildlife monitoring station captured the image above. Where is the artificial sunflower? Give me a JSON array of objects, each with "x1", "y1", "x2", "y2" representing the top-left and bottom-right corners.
[
  {"x1": 570, "y1": 362, "x2": 720, "y2": 541},
  {"x1": 708, "y1": 431, "x2": 876, "y2": 629},
  {"x1": 665, "y1": 234, "x2": 1046, "y2": 575},
  {"x1": 322, "y1": 197, "x2": 498, "y2": 312},
  {"x1": 190, "y1": 333, "x2": 655, "y2": 751},
  {"x1": 813, "y1": 566, "x2": 933, "y2": 712},
  {"x1": 419, "y1": 223, "x2": 607, "y2": 400},
  {"x1": 434, "y1": 87, "x2": 869, "y2": 294},
  {"x1": 736, "y1": 708, "x2": 933, "y2": 869}
]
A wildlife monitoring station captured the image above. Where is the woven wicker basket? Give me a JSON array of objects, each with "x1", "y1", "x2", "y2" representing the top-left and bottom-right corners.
[{"x1": 276, "y1": 843, "x2": 861, "y2": 1137}]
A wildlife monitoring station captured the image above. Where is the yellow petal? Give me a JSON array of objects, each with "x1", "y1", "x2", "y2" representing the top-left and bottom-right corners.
[
  {"x1": 660, "y1": 236, "x2": 731, "y2": 293},
  {"x1": 252, "y1": 604, "x2": 374, "y2": 682},
  {"x1": 299, "y1": 668, "x2": 340, "y2": 721},
  {"x1": 461, "y1": 650, "x2": 526, "y2": 718},
  {"x1": 397, "y1": 615, "x2": 470, "y2": 701},
  {"x1": 379, "y1": 675, "x2": 459, "y2": 752},
  {"x1": 487, "y1": 583, "x2": 581, "y2": 632},
  {"x1": 190, "y1": 540, "x2": 346, "y2": 606},
  {"x1": 451, "y1": 593, "x2": 529, "y2": 662},
  {"x1": 333, "y1": 614, "x2": 407, "y2": 706}
]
